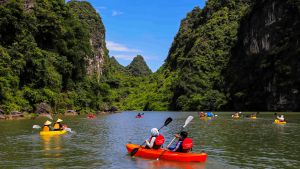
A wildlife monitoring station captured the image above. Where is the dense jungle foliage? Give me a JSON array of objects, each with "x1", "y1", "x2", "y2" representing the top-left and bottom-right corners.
[
  {"x1": 0, "y1": 0, "x2": 112, "y2": 114},
  {"x1": 110, "y1": 55, "x2": 152, "y2": 77}
]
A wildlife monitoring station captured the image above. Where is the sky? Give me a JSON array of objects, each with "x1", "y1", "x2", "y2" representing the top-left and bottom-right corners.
[{"x1": 66, "y1": 0, "x2": 206, "y2": 72}]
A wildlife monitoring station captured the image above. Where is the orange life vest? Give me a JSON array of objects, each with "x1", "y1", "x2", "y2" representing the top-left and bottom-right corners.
[
  {"x1": 43, "y1": 126, "x2": 50, "y2": 131},
  {"x1": 53, "y1": 123, "x2": 60, "y2": 129}
]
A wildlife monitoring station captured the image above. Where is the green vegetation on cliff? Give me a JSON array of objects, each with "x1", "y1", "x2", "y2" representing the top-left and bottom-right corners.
[
  {"x1": 111, "y1": 0, "x2": 300, "y2": 111},
  {"x1": 0, "y1": 0, "x2": 112, "y2": 114},
  {"x1": 110, "y1": 55, "x2": 153, "y2": 77}
]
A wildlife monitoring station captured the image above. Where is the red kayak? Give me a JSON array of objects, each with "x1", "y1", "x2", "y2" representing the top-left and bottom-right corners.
[
  {"x1": 136, "y1": 116, "x2": 142, "y2": 118},
  {"x1": 126, "y1": 143, "x2": 207, "y2": 162},
  {"x1": 87, "y1": 116, "x2": 97, "y2": 119}
]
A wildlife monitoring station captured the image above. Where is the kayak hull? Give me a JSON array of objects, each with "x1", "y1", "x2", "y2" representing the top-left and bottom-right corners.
[
  {"x1": 275, "y1": 119, "x2": 286, "y2": 124},
  {"x1": 136, "y1": 116, "x2": 142, "y2": 118},
  {"x1": 87, "y1": 117, "x2": 97, "y2": 119},
  {"x1": 126, "y1": 143, "x2": 207, "y2": 162},
  {"x1": 251, "y1": 117, "x2": 256, "y2": 119},
  {"x1": 234, "y1": 116, "x2": 239, "y2": 118},
  {"x1": 40, "y1": 130, "x2": 67, "y2": 136},
  {"x1": 202, "y1": 117, "x2": 211, "y2": 119}
]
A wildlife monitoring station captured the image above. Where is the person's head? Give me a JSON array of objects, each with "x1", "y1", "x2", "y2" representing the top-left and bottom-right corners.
[
  {"x1": 180, "y1": 131, "x2": 188, "y2": 139},
  {"x1": 56, "y1": 118, "x2": 63, "y2": 123},
  {"x1": 281, "y1": 115, "x2": 284, "y2": 118},
  {"x1": 44, "y1": 120, "x2": 52, "y2": 125},
  {"x1": 151, "y1": 128, "x2": 159, "y2": 137}
]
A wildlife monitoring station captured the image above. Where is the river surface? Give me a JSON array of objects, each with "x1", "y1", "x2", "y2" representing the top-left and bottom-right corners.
[{"x1": 0, "y1": 111, "x2": 300, "y2": 168}]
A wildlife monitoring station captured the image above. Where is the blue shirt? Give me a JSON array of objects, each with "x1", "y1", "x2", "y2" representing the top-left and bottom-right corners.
[{"x1": 168, "y1": 140, "x2": 183, "y2": 152}]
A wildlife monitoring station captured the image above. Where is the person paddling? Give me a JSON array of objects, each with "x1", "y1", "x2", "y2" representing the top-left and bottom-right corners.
[
  {"x1": 277, "y1": 115, "x2": 285, "y2": 122},
  {"x1": 89, "y1": 113, "x2": 94, "y2": 118},
  {"x1": 145, "y1": 128, "x2": 164, "y2": 150},
  {"x1": 251, "y1": 113, "x2": 255, "y2": 117},
  {"x1": 166, "y1": 131, "x2": 193, "y2": 153},
  {"x1": 200, "y1": 112, "x2": 204, "y2": 117},
  {"x1": 137, "y1": 113, "x2": 142, "y2": 117},
  {"x1": 235, "y1": 112, "x2": 239, "y2": 117},
  {"x1": 53, "y1": 118, "x2": 63, "y2": 131},
  {"x1": 43, "y1": 120, "x2": 54, "y2": 131}
]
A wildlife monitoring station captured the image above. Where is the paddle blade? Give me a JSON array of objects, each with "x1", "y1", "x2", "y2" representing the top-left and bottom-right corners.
[
  {"x1": 64, "y1": 128, "x2": 72, "y2": 132},
  {"x1": 183, "y1": 116, "x2": 194, "y2": 127},
  {"x1": 164, "y1": 117, "x2": 173, "y2": 126},
  {"x1": 257, "y1": 112, "x2": 260, "y2": 114},
  {"x1": 131, "y1": 148, "x2": 139, "y2": 157},
  {"x1": 33, "y1": 125, "x2": 41, "y2": 129},
  {"x1": 46, "y1": 114, "x2": 53, "y2": 121}
]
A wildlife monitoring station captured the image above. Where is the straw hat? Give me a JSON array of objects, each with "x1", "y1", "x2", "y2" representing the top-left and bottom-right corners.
[
  {"x1": 44, "y1": 120, "x2": 52, "y2": 125},
  {"x1": 56, "y1": 118, "x2": 63, "y2": 122}
]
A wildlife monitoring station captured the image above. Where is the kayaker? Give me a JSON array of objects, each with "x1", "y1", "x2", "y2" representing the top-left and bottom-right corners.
[
  {"x1": 166, "y1": 131, "x2": 193, "y2": 153},
  {"x1": 89, "y1": 114, "x2": 93, "y2": 118},
  {"x1": 204, "y1": 112, "x2": 207, "y2": 117},
  {"x1": 43, "y1": 120, "x2": 54, "y2": 131},
  {"x1": 53, "y1": 118, "x2": 63, "y2": 131},
  {"x1": 277, "y1": 115, "x2": 285, "y2": 122},
  {"x1": 145, "y1": 128, "x2": 164, "y2": 150},
  {"x1": 235, "y1": 112, "x2": 238, "y2": 116},
  {"x1": 137, "y1": 113, "x2": 141, "y2": 117},
  {"x1": 200, "y1": 112, "x2": 204, "y2": 117}
]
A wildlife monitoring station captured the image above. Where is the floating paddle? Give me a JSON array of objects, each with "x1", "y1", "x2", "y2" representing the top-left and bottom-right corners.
[
  {"x1": 130, "y1": 117, "x2": 173, "y2": 157},
  {"x1": 33, "y1": 125, "x2": 41, "y2": 128},
  {"x1": 156, "y1": 116, "x2": 194, "y2": 160}
]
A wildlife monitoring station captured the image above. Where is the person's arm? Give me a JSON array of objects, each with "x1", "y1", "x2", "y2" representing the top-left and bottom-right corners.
[
  {"x1": 168, "y1": 141, "x2": 182, "y2": 152},
  {"x1": 146, "y1": 137, "x2": 156, "y2": 148}
]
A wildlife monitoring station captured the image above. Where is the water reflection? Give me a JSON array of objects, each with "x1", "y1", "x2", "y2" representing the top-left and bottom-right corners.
[{"x1": 40, "y1": 135, "x2": 63, "y2": 157}]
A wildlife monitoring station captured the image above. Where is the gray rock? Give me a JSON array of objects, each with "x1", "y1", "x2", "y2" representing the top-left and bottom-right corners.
[
  {"x1": 10, "y1": 111, "x2": 24, "y2": 118},
  {"x1": 35, "y1": 102, "x2": 51, "y2": 116},
  {"x1": 65, "y1": 110, "x2": 78, "y2": 115}
]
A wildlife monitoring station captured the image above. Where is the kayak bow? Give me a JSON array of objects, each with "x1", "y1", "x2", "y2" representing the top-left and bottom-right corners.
[
  {"x1": 201, "y1": 117, "x2": 211, "y2": 119},
  {"x1": 126, "y1": 143, "x2": 207, "y2": 162}
]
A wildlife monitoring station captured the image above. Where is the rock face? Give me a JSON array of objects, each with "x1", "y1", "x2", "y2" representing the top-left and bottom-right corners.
[
  {"x1": 35, "y1": 102, "x2": 51, "y2": 116},
  {"x1": 0, "y1": 109, "x2": 6, "y2": 120},
  {"x1": 64, "y1": 110, "x2": 78, "y2": 115},
  {"x1": 9, "y1": 111, "x2": 24, "y2": 118},
  {"x1": 228, "y1": 1, "x2": 300, "y2": 111},
  {"x1": 68, "y1": 1, "x2": 108, "y2": 76},
  {"x1": 95, "y1": 104, "x2": 122, "y2": 115},
  {"x1": 0, "y1": 0, "x2": 34, "y2": 12}
]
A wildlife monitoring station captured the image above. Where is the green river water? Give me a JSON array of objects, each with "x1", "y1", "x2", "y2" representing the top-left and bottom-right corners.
[{"x1": 0, "y1": 111, "x2": 300, "y2": 168}]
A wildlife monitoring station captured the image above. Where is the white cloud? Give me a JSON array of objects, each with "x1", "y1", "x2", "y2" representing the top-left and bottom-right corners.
[
  {"x1": 112, "y1": 10, "x2": 124, "y2": 16},
  {"x1": 106, "y1": 41, "x2": 141, "y2": 52},
  {"x1": 114, "y1": 55, "x2": 137, "y2": 60}
]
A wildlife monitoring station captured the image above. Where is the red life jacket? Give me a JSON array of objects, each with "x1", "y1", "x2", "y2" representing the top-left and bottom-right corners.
[
  {"x1": 251, "y1": 115, "x2": 254, "y2": 117},
  {"x1": 150, "y1": 135, "x2": 165, "y2": 146},
  {"x1": 182, "y1": 138, "x2": 193, "y2": 149}
]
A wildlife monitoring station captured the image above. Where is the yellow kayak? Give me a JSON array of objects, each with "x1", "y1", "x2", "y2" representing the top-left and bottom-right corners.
[
  {"x1": 234, "y1": 116, "x2": 239, "y2": 118},
  {"x1": 202, "y1": 117, "x2": 211, "y2": 119},
  {"x1": 275, "y1": 120, "x2": 286, "y2": 124},
  {"x1": 40, "y1": 130, "x2": 67, "y2": 136},
  {"x1": 251, "y1": 117, "x2": 256, "y2": 119}
]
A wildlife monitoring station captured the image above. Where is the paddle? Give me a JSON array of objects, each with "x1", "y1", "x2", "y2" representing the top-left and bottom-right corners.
[
  {"x1": 156, "y1": 116, "x2": 194, "y2": 161},
  {"x1": 33, "y1": 125, "x2": 41, "y2": 128},
  {"x1": 130, "y1": 117, "x2": 173, "y2": 157}
]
